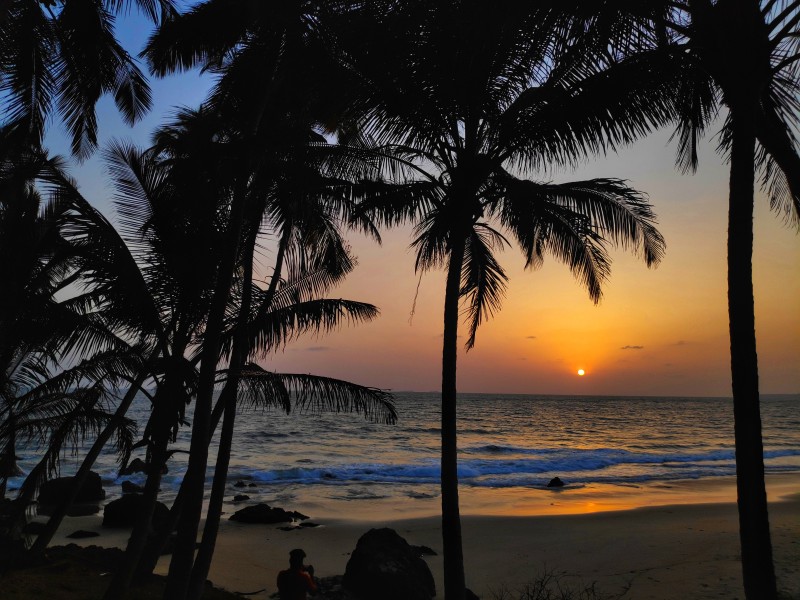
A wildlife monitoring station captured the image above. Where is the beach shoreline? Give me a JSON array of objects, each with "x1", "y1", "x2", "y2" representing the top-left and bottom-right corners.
[{"x1": 35, "y1": 473, "x2": 800, "y2": 599}]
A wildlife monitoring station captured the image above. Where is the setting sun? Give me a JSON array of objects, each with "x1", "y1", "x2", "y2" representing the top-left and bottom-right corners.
[{"x1": 577, "y1": 369, "x2": 586, "y2": 376}]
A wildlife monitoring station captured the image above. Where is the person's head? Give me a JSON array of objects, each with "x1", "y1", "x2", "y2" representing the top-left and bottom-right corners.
[{"x1": 289, "y1": 548, "x2": 306, "y2": 569}]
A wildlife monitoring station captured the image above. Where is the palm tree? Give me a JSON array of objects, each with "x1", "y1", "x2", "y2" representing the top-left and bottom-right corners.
[
  {"x1": 658, "y1": 6, "x2": 799, "y2": 596},
  {"x1": 20, "y1": 146, "x2": 170, "y2": 558},
  {"x1": 341, "y1": 3, "x2": 667, "y2": 598},
  {"x1": 143, "y1": 5, "x2": 381, "y2": 597},
  {"x1": 0, "y1": 0, "x2": 174, "y2": 157},
  {"x1": 184, "y1": 130, "x2": 393, "y2": 600},
  {"x1": 0, "y1": 140, "x2": 140, "y2": 556},
  {"x1": 552, "y1": 3, "x2": 800, "y2": 595},
  {"x1": 90, "y1": 131, "x2": 229, "y2": 600}
]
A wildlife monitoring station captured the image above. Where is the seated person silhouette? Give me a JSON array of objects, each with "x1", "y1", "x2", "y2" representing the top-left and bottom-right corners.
[{"x1": 276, "y1": 548, "x2": 317, "y2": 599}]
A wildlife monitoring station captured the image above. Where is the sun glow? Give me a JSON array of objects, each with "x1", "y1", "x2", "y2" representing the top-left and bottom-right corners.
[{"x1": 577, "y1": 369, "x2": 586, "y2": 376}]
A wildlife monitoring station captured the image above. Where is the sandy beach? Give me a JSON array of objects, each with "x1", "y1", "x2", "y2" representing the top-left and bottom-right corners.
[{"x1": 38, "y1": 474, "x2": 799, "y2": 599}]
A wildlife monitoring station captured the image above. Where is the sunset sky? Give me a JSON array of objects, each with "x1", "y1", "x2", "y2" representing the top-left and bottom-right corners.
[{"x1": 46, "y1": 13, "x2": 799, "y2": 398}]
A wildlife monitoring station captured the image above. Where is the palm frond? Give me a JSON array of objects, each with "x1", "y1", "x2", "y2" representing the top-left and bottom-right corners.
[
  {"x1": 235, "y1": 299, "x2": 379, "y2": 358},
  {"x1": 461, "y1": 224, "x2": 509, "y2": 350},
  {"x1": 755, "y1": 103, "x2": 800, "y2": 227},
  {"x1": 53, "y1": 0, "x2": 152, "y2": 157},
  {"x1": 237, "y1": 364, "x2": 396, "y2": 424}
]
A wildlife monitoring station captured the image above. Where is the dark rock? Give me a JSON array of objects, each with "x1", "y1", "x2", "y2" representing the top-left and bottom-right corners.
[
  {"x1": 119, "y1": 458, "x2": 167, "y2": 476},
  {"x1": 314, "y1": 575, "x2": 359, "y2": 600},
  {"x1": 546, "y1": 477, "x2": 565, "y2": 488},
  {"x1": 247, "y1": 483, "x2": 258, "y2": 488},
  {"x1": 343, "y1": 528, "x2": 435, "y2": 600},
  {"x1": 233, "y1": 480, "x2": 247, "y2": 488},
  {"x1": 38, "y1": 472, "x2": 106, "y2": 506},
  {"x1": 228, "y1": 503, "x2": 308, "y2": 524},
  {"x1": 66, "y1": 530, "x2": 100, "y2": 539},
  {"x1": 278, "y1": 525, "x2": 297, "y2": 531},
  {"x1": 465, "y1": 588, "x2": 480, "y2": 600},
  {"x1": 102, "y1": 495, "x2": 169, "y2": 529},
  {"x1": 121, "y1": 480, "x2": 144, "y2": 495},
  {"x1": 119, "y1": 458, "x2": 148, "y2": 475},
  {"x1": 298, "y1": 521, "x2": 320, "y2": 528},
  {"x1": 233, "y1": 494, "x2": 250, "y2": 502},
  {"x1": 412, "y1": 545, "x2": 437, "y2": 556}
]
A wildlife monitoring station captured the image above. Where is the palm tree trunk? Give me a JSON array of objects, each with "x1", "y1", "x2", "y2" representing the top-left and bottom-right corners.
[
  {"x1": 187, "y1": 239, "x2": 256, "y2": 600},
  {"x1": 103, "y1": 406, "x2": 171, "y2": 600},
  {"x1": 441, "y1": 226, "x2": 467, "y2": 600},
  {"x1": 29, "y1": 376, "x2": 146, "y2": 557},
  {"x1": 727, "y1": 107, "x2": 777, "y2": 600},
  {"x1": 134, "y1": 393, "x2": 229, "y2": 580},
  {"x1": 164, "y1": 173, "x2": 251, "y2": 600}
]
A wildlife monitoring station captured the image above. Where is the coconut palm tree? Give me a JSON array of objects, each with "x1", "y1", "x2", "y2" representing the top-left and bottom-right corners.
[
  {"x1": 0, "y1": 0, "x2": 174, "y2": 157},
  {"x1": 0, "y1": 141, "x2": 141, "y2": 557},
  {"x1": 143, "y1": 6, "x2": 384, "y2": 597},
  {"x1": 185, "y1": 132, "x2": 394, "y2": 600},
  {"x1": 549, "y1": 3, "x2": 800, "y2": 596},
  {"x1": 340, "y1": 3, "x2": 667, "y2": 597},
  {"x1": 91, "y1": 131, "x2": 230, "y2": 599},
  {"x1": 655, "y1": 6, "x2": 799, "y2": 596}
]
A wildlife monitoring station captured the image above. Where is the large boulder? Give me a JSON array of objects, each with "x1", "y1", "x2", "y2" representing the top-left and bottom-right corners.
[
  {"x1": 343, "y1": 528, "x2": 435, "y2": 600},
  {"x1": 228, "y1": 503, "x2": 308, "y2": 524},
  {"x1": 37, "y1": 472, "x2": 105, "y2": 516},
  {"x1": 121, "y1": 480, "x2": 144, "y2": 495},
  {"x1": 102, "y1": 494, "x2": 169, "y2": 529},
  {"x1": 38, "y1": 471, "x2": 106, "y2": 506}
]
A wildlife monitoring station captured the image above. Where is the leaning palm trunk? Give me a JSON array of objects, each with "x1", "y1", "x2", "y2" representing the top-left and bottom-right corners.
[
  {"x1": 103, "y1": 406, "x2": 172, "y2": 600},
  {"x1": 727, "y1": 105, "x2": 777, "y2": 600},
  {"x1": 29, "y1": 377, "x2": 146, "y2": 557},
  {"x1": 164, "y1": 174, "x2": 250, "y2": 600},
  {"x1": 187, "y1": 241, "x2": 256, "y2": 599},
  {"x1": 135, "y1": 394, "x2": 229, "y2": 579},
  {"x1": 441, "y1": 226, "x2": 468, "y2": 600}
]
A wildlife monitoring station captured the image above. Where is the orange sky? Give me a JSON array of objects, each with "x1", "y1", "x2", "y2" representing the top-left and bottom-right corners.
[
  {"x1": 260, "y1": 128, "x2": 800, "y2": 397},
  {"x1": 50, "y1": 16, "x2": 799, "y2": 398}
]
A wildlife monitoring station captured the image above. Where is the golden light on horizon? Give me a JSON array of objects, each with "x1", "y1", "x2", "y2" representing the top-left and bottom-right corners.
[{"x1": 577, "y1": 369, "x2": 586, "y2": 376}]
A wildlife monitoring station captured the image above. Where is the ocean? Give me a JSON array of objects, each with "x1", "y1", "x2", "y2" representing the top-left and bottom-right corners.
[{"x1": 12, "y1": 392, "x2": 800, "y2": 518}]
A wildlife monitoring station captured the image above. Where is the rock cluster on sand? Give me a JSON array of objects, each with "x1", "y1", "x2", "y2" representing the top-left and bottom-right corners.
[
  {"x1": 228, "y1": 503, "x2": 309, "y2": 524},
  {"x1": 342, "y1": 528, "x2": 436, "y2": 600},
  {"x1": 66, "y1": 530, "x2": 99, "y2": 539},
  {"x1": 36, "y1": 472, "x2": 105, "y2": 516},
  {"x1": 121, "y1": 480, "x2": 144, "y2": 495},
  {"x1": 102, "y1": 494, "x2": 170, "y2": 528}
]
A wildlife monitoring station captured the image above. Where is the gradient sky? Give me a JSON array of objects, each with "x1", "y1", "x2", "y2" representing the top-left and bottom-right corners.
[{"x1": 45, "y1": 12, "x2": 800, "y2": 397}]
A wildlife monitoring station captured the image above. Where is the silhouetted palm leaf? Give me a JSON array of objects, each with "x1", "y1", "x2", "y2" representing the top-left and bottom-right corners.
[{"x1": 236, "y1": 364, "x2": 396, "y2": 424}]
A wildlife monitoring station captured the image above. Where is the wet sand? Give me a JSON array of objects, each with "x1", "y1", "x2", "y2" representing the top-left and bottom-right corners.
[{"x1": 40, "y1": 474, "x2": 799, "y2": 599}]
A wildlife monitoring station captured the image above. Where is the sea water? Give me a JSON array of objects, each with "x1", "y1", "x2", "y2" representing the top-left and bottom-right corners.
[{"x1": 11, "y1": 393, "x2": 800, "y2": 517}]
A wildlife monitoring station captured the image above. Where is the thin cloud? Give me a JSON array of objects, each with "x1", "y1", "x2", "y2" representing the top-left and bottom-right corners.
[
  {"x1": 621, "y1": 345, "x2": 644, "y2": 350},
  {"x1": 306, "y1": 346, "x2": 331, "y2": 352},
  {"x1": 525, "y1": 335, "x2": 537, "y2": 340},
  {"x1": 674, "y1": 340, "x2": 689, "y2": 346}
]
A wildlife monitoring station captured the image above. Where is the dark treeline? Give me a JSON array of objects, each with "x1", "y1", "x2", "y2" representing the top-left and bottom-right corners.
[{"x1": 1, "y1": 2, "x2": 798, "y2": 600}]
